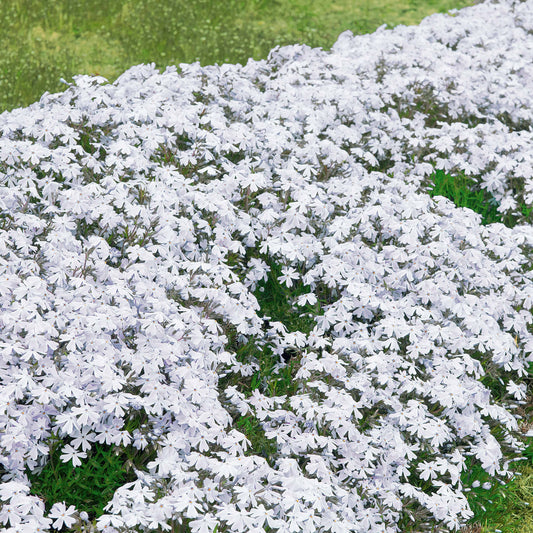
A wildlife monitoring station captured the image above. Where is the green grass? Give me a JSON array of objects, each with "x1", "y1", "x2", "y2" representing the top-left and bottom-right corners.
[
  {"x1": 5, "y1": 0, "x2": 533, "y2": 531},
  {"x1": 28, "y1": 412, "x2": 157, "y2": 521},
  {"x1": 29, "y1": 439, "x2": 135, "y2": 519},
  {"x1": 428, "y1": 168, "x2": 533, "y2": 228},
  {"x1": 428, "y1": 169, "x2": 503, "y2": 226},
  {"x1": 0, "y1": 0, "x2": 480, "y2": 113},
  {"x1": 462, "y1": 451, "x2": 533, "y2": 533}
]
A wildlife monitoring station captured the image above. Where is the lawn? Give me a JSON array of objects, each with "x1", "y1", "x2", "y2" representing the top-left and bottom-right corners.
[
  {"x1": 0, "y1": 0, "x2": 481, "y2": 113},
  {"x1": 1, "y1": 1, "x2": 533, "y2": 532}
]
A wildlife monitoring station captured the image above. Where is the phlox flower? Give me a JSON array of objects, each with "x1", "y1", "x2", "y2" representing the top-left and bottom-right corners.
[
  {"x1": 48, "y1": 502, "x2": 77, "y2": 530},
  {"x1": 217, "y1": 503, "x2": 254, "y2": 531},
  {"x1": 2, "y1": 1, "x2": 533, "y2": 531},
  {"x1": 70, "y1": 427, "x2": 96, "y2": 451},
  {"x1": 418, "y1": 460, "x2": 440, "y2": 481},
  {"x1": 190, "y1": 514, "x2": 219, "y2": 533},
  {"x1": 0, "y1": 503, "x2": 22, "y2": 527},
  {"x1": 507, "y1": 379, "x2": 527, "y2": 400},
  {"x1": 249, "y1": 504, "x2": 282, "y2": 528},
  {"x1": 96, "y1": 513, "x2": 125, "y2": 529},
  {"x1": 472, "y1": 434, "x2": 502, "y2": 475},
  {"x1": 296, "y1": 292, "x2": 318, "y2": 306},
  {"x1": 59, "y1": 443, "x2": 87, "y2": 467},
  {"x1": 279, "y1": 266, "x2": 299, "y2": 288}
]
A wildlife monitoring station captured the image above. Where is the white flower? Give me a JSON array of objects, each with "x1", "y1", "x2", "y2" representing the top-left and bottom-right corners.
[
  {"x1": 59, "y1": 444, "x2": 87, "y2": 467},
  {"x1": 419, "y1": 461, "x2": 439, "y2": 481},
  {"x1": 506, "y1": 379, "x2": 527, "y2": 400},
  {"x1": 296, "y1": 292, "x2": 318, "y2": 306},
  {"x1": 190, "y1": 514, "x2": 219, "y2": 533},
  {"x1": 250, "y1": 504, "x2": 282, "y2": 529},
  {"x1": 48, "y1": 502, "x2": 77, "y2": 530},
  {"x1": 279, "y1": 266, "x2": 299, "y2": 288}
]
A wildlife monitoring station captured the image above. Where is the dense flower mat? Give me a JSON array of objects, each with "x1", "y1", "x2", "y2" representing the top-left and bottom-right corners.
[{"x1": 1, "y1": 0, "x2": 533, "y2": 531}]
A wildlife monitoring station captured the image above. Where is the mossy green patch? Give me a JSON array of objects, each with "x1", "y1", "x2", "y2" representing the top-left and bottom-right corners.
[
  {"x1": 28, "y1": 412, "x2": 156, "y2": 520},
  {"x1": 29, "y1": 438, "x2": 134, "y2": 519},
  {"x1": 428, "y1": 168, "x2": 533, "y2": 228}
]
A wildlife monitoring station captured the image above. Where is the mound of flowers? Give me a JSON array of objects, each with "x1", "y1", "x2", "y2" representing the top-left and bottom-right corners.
[{"x1": 1, "y1": 0, "x2": 533, "y2": 531}]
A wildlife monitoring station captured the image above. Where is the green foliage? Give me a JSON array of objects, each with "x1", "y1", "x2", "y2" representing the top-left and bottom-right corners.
[
  {"x1": 220, "y1": 255, "x2": 323, "y2": 466},
  {"x1": 428, "y1": 168, "x2": 503, "y2": 225},
  {"x1": 222, "y1": 253, "x2": 321, "y2": 397},
  {"x1": 502, "y1": 201, "x2": 533, "y2": 229},
  {"x1": 463, "y1": 459, "x2": 514, "y2": 525},
  {"x1": 28, "y1": 413, "x2": 156, "y2": 520},
  {"x1": 428, "y1": 168, "x2": 533, "y2": 228},
  {"x1": 29, "y1": 438, "x2": 134, "y2": 519},
  {"x1": 461, "y1": 453, "x2": 533, "y2": 533},
  {"x1": 235, "y1": 414, "x2": 278, "y2": 463},
  {"x1": 254, "y1": 257, "x2": 320, "y2": 334},
  {"x1": 244, "y1": 255, "x2": 325, "y2": 399}
]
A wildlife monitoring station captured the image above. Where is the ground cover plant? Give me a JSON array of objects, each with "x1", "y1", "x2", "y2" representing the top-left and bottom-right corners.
[{"x1": 2, "y1": 0, "x2": 533, "y2": 531}]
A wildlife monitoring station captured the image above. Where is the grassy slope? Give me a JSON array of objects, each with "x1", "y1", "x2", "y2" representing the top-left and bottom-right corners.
[
  {"x1": 0, "y1": 0, "x2": 480, "y2": 113},
  {"x1": 2, "y1": 0, "x2": 533, "y2": 531}
]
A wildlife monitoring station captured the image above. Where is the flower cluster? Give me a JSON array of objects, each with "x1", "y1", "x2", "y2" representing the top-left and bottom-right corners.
[{"x1": 1, "y1": 0, "x2": 533, "y2": 531}]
